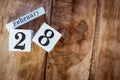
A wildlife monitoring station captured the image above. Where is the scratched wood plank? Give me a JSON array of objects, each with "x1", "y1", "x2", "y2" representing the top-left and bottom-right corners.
[
  {"x1": 0, "y1": 0, "x2": 52, "y2": 80},
  {"x1": 89, "y1": 0, "x2": 120, "y2": 80},
  {"x1": 46, "y1": 0, "x2": 97, "y2": 80}
]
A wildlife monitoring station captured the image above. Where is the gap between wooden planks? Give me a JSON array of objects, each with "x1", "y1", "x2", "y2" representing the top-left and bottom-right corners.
[
  {"x1": 0, "y1": 0, "x2": 120, "y2": 80},
  {"x1": 0, "y1": 0, "x2": 52, "y2": 80}
]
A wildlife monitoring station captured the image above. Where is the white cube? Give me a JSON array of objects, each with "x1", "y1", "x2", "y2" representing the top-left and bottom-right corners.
[
  {"x1": 9, "y1": 29, "x2": 34, "y2": 52},
  {"x1": 32, "y1": 23, "x2": 62, "y2": 52}
]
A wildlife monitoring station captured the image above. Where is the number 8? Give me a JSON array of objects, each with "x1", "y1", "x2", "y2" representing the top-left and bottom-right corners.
[{"x1": 38, "y1": 29, "x2": 54, "y2": 46}]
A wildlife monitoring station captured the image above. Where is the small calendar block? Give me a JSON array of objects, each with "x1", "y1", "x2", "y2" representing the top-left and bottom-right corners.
[
  {"x1": 6, "y1": 7, "x2": 45, "y2": 31},
  {"x1": 9, "y1": 29, "x2": 34, "y2": 52},
  {"x1": 32, "y1": 23, "x2": 62, "y2": 52}
]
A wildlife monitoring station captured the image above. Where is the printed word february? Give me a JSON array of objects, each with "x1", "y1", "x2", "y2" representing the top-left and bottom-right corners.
[{"x1": 6, "y1": 7, "x2": 45, "y2": 31}]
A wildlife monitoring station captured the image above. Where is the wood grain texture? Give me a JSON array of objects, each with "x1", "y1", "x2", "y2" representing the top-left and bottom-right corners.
[
  {"x1": 46, "y1": 0, "x2": 97, "y2": 80},
  {"x1": 0, "y1": 0, "x2": 52, "y2": 80},
  {"x1": 89, "y1": 0, "x2": 120, "y2": 80},
  {"x1": 0, "y1": 0, "x2": 120, "y2": 80}
]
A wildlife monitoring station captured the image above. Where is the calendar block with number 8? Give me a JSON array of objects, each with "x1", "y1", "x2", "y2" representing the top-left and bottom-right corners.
[
  {"x1": 32, "y1": 23, "x2": 62, "y2": 52},
  {"x1": 9, "y1": 29, "x2": 34, "y2": 52}
]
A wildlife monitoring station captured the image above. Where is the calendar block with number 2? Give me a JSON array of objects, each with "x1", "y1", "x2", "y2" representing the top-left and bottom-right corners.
[
  {"x1": 9, "y1": 29, "x2": 34, "y2": 52},
  {"x1": 32, "y1": 23, "x2": 62, "y2": 52}
]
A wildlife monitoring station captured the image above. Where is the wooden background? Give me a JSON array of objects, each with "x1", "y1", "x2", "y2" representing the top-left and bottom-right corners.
[{"x1": 0, "y1": 0, "x2": 120, "y2": 80}]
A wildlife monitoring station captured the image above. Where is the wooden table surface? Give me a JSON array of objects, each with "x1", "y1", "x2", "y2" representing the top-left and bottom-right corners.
[{"x1": 0, "y1": 0, "x2": 120, "y2": 80}]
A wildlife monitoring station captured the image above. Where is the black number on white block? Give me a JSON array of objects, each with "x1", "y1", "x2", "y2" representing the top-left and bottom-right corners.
[
  {"x1": 14, "y1": 32, "x2": 26, "y2": 50},
  {"x1": 39, "y1": 29, "x2": 54, "y2": 46}
]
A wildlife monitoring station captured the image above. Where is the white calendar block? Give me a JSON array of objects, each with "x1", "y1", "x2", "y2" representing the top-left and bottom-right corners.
[
  {"x1": 32, "y1": 23, "x2": 62, "y2": 52},
  {"x1": 9, "y1": 29, "x2": 34, "y2": 52},
  {"x1": 6, "y1": 7, "x2": 45, "y2": 31}
]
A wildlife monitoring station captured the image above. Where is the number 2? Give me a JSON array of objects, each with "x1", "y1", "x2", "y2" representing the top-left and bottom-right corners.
[
  {"x1": 38, "y1": 29, "x2": 54, "y2": 46},
  {"x1": 14, "y1": 32, "x2": 26, "y2": 50}
]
